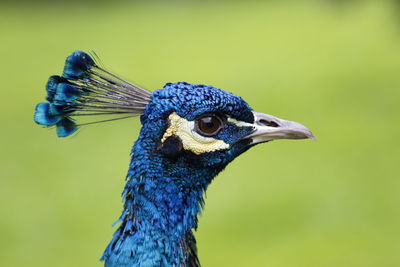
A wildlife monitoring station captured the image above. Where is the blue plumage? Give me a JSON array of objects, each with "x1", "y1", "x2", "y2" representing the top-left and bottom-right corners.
[
  {"x1": 62, "y1": 50, "x2": 95, "y2": 80},
  {"x1": 56, "y1": 117, "x2": 77, "y2": 137},
  {"x1": 45, "y1": 75, "x2": 61, "y2": 101},
  {"x1": 54, "y1": 82, "x2": 82, "y2": 102},
  {"x1": 34, "y1": 51, "x2": 314, "y2": 267},
  {"x1": 102, "y1": 82, "x2": 255, "y2": 266},
  {"x1": 34, "y1": 102, "x2": 62, "y2": 125}
]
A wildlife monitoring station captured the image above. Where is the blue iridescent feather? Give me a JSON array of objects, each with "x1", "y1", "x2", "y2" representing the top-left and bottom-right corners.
[
  {"x1": 56, "y1": 117, "x2": 77, "y2": 137},
  {"x1": 34, "y1": 102, "x2": 62, "y2": 125},
  {"x1": 54, "y1": 83, "x2": 82, "y2": 102},
  {"x1": 62, "y1": 50, "x2": 95, "y2": 80}
]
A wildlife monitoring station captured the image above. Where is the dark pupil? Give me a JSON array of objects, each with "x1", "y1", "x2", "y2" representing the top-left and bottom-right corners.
[{"x1": 199, "y1": 116, "x2": 221, "y2": 134}]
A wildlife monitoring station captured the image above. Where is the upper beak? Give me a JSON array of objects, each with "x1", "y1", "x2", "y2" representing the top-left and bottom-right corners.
[{"x1": 246, "y1": 111, "x2": 315, "y2": 144}]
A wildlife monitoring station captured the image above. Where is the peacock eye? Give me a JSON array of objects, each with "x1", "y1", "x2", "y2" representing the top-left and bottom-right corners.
[{"x1": 194, "y1": 114, "x2": 226, "y2": 137}]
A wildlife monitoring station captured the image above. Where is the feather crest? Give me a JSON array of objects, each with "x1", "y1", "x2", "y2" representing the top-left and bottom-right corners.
[{"x1": 34, "y1": 51, "x2": 152, "y2": 137}]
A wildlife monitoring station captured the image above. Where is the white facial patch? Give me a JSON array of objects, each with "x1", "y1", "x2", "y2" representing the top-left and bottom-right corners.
[{"x1": 161, "y1": 112, "x2": 230, "y2": 155}]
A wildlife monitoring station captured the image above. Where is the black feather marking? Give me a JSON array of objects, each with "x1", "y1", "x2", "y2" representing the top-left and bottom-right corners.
[{"x1": 160, "y1": 136, "x2": 184, "y2": 159}]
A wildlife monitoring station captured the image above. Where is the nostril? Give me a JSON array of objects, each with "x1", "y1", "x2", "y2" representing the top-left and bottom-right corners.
[{"x1": 259, "y1": 119, "x2": 279, "y2": 128}]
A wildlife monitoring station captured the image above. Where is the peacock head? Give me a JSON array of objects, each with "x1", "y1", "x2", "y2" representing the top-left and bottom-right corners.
[
  {"x1": 141, "y1": 82, "x2": 314, "y2": 172},
  {"x1": 34, "y1": 51, "x2": 314, "y2": 183}
]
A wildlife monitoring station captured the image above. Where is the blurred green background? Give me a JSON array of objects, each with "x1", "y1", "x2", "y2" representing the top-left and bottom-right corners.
[{"x1": 1, "y1": 0, "x2": 399, "y2": 266}]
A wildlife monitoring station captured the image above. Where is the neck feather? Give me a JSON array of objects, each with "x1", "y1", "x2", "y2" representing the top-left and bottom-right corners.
[{"x1": 101, "y1": 136, "x2": 218, "y2": 267}]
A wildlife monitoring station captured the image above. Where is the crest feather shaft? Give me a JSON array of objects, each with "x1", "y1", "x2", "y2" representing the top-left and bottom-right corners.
[{"x1": 34, "y1": 51, "x2": 151, "y2": 137}]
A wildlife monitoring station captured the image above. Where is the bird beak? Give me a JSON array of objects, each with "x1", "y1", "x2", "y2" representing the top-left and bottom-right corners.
[{"x1": 246, "y1": 111, "x2": 315, "y2": 144}]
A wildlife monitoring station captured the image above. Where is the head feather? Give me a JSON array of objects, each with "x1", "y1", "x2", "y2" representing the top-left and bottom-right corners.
[{"x1": 34, "y1": 51, "x2": 152, "y2": 137}]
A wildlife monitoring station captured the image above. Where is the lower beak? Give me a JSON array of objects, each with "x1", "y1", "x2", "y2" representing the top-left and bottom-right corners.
[{"x1": 246, "y1": 111, "x2": 315, "y2": 144}]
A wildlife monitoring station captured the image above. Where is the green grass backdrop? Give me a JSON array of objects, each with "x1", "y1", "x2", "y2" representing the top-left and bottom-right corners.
[{"x1": 0, "y1": 1, "x2": 399, "y2": 266}]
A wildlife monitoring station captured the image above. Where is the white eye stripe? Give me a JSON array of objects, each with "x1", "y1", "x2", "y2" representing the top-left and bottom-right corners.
[
  {"x1": 161, "y1": 113, "x2": 229, "y2": 155},
  {"x1": 227, "y1": 117, "x2": 254, "y2": 127}
]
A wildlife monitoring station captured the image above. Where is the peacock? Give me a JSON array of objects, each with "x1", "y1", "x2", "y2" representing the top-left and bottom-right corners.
[{"x1": 34, "y1": 51, "x2": 314, "y2": 267}]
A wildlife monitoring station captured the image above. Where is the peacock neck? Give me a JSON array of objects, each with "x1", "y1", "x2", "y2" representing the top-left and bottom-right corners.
[
  {"x1": 123, "y1": 150, "x2": 208, "y2": 237},
  {"x1": 102, "y1": 135, "x2": 221, "y2": 266}
]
